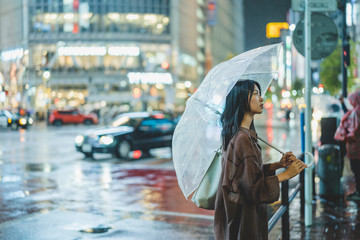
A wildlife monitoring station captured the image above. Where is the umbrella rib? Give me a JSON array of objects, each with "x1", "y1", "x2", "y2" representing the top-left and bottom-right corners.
[
  {"x1": 192, "y1": 98, "x2": 223, "y2": 115},
  {"x1": 242, "y1": 47, "x2": 279, "y2": 76}
]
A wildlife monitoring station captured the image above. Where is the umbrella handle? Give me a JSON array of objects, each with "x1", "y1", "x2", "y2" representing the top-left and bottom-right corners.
[{"x1": 304, "y1": 151, "x2": 315, "y2": 168}]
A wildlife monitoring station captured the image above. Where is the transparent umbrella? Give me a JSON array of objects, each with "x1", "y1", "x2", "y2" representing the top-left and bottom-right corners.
[{"x1": 172, "y1": 43, "x2": 283, "y2": 198}]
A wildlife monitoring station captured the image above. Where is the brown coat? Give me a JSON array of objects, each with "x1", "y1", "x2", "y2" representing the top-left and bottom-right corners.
[{"x1": 214, "y1": 127, "x2": 280, "y2": 240}]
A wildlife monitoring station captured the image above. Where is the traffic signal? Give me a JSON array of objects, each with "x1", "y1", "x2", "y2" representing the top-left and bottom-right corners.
[{"x1": 343, "y1": 44, "x2": 350, "y2": 67}]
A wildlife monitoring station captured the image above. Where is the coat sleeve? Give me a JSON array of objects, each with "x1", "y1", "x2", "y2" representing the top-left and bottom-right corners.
[
  {"x1": 229, "y1": 133, "x2": 280, "y2": 204},
  {"x1": 263, "y1": 164, "x2": 276, "y2": 177}
]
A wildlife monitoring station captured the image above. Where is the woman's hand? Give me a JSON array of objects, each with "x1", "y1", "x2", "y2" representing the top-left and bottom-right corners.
[
  {"x1": 277, "y1": 159, "x2": 307, "y2": 182},
  {"x1": 279, "y1": 151, "x2": 296, "y2": 168},
  {"x1": 284, "y1": 159, "x2": 307, "y2": 179}
]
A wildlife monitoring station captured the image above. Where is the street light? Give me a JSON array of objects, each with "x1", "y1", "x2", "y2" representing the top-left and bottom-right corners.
[
  {"x1": 43, "y1": 70, "x2": 51, "y2": 123},
  {"x1": 43, "y1": 70, "x2": 51, "y2": 80}
]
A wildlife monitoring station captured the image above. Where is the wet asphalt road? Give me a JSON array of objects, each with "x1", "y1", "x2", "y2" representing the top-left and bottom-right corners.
[
  {"x1": 0, "y1": 122, "x2": 214, "y2": 240},
  {"x1": 0, "y1": 110, "x2": 301, "y2": 239}
]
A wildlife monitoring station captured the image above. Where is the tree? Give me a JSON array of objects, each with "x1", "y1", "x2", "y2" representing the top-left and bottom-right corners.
[
  {"x1": 319, "y1": 40, "x2": 356, "y2": 95},
  {"x1": 293, "y1": 78, "x2": 304, "y2": 94},
  {"x1": 293, "y1": 78, "x2": 304, "y2": 90}
]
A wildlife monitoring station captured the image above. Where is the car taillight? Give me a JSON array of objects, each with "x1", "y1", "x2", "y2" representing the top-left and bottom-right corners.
[
  {"x1": 151, "y1": 113, "x2": 165, "y2": 119},
  {"x1": 133, "y1": 150, "x2": 142, "y2": 159}
]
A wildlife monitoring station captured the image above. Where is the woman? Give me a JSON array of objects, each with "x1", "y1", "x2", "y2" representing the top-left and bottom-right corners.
[
  {"x1": 214, "y1": 80, "x2": 307, "y2": 240},
  {"x1": 335, "y1": 89, "x2": 360, "y2": 201}
]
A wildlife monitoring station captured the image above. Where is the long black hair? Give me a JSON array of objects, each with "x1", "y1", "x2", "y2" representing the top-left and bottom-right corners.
[{"x1": 220, "y1": 80, "x2": 261, "y2": 151}]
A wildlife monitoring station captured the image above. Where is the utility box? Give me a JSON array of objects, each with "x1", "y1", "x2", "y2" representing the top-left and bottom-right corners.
[{"x1": 317, "y1": 144, "x2": 342, "y2": 196}]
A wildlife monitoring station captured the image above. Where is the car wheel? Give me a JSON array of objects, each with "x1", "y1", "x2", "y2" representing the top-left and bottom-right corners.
[
  {"x1": 84, "y1": 119, "x2": 93, "y2": 125},
  {"x1": 84, "y1": 152, "x2": 93, "y2": 158},
  {"x1": 53, "y1": 120, "x2": 62, "y2": 126},
  {"x1": 116, "y1": 140, "x2": 131, "y2": 159}
]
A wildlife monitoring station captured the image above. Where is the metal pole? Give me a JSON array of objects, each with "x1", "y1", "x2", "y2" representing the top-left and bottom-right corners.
[
  {"x1": 281, "y1": 180, "x2": 290, "y2": 240},
  {"x1": 300, "y1": 109, "x2": 305, "y2": 154},
  {"x1": 300, "y1": 109, "x2": 305, "y2": 217},
  {"x1": 304, "y1": 0, "x2": 313, "y2": 227},
  {"x1": 341, "y1": 0, "x2": 348, "y2": 97}
]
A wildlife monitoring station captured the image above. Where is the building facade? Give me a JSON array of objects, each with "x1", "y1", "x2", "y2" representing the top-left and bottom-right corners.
[{"x1": 0, "y1": 0, "x2": 244, "y2": 117}]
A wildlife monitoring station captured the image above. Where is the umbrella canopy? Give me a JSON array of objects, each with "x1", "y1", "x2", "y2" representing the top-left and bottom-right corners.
[{"x1": 173, "y1": 43, "x2": 283, "y2": 198}]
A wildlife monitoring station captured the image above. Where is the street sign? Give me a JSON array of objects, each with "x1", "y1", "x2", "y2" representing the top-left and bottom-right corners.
[
  {"x1": 292, "y1": 0, "x2": 337, "y2": 12},
  {"x1": 293, "y1": 13, "x2": 338, "y2": 60}
]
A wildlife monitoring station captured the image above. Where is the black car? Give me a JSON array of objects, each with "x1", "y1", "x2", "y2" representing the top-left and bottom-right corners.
[
  {"x1": 12, "y1": 113, "x2": 34, "y2": 129},
  {"x1": 75, "y1": 112, "x2": 176, "y2": 159},
  {"x1": 0, "y1": 110, "x2": 33, "y2": 130}
]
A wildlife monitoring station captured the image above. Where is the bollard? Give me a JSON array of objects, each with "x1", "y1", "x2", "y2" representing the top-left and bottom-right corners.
[{"x1": 317, "y1": 144, "x2": 342, "y2": 196}]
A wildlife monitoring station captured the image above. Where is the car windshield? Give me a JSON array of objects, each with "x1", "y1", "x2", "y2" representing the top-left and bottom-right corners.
[
  {"x1": 3, "y1": 110, "x2": 13, "y2": 118},
  {"x1": 111, "y1": 116, "x2": 142, "y2": 127}
]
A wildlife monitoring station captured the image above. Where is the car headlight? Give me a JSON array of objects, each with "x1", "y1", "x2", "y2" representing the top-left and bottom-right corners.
[
  {"x1": 19, "y1": 118, "x2": 27, "y2": 125},
  {"x1": 28, "y1": 117, "x2": 33, "y2": 125},
  {"x1": 99, "y1": 135, "x2": 114, "y2": 145},
  {"x1": 75, "y1": 135, "x2": 84, "y2": 146}
]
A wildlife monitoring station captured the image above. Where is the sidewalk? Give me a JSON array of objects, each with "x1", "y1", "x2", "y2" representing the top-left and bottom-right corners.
[{"x1": 269, "y1": 158, "x2": 360, "y2": 240}]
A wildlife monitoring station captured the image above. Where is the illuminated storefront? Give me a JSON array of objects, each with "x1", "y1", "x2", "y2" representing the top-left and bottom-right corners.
[
  {"x1": 26, "y1": 42, "x2": 181, "y2": 112},
  {"x1": 0, "y1": 0, "x2": 243, "y2": 116},
  {"x1": 0, "y1": 48, "x2": 26, "y2": 109},
  {"x1": 23, "y1": 0, "x2": 177, "y2": 114}
]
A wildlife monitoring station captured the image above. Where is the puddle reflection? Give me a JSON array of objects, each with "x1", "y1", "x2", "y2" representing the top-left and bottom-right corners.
[
  {"x1": 25, "y1": 163, "x2": 54, "y2": 172},
  {"x1": 112, "y1": 168, "x2": 213, "y2": 217}
]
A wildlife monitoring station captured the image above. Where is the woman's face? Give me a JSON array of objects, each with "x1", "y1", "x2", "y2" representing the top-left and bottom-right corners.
[{"x1": 249, "y1": 85, "x2": 263, "y2": 114}]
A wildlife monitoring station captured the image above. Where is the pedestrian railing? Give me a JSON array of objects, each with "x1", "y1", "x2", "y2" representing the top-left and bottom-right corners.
[{"x1": 268, "y1": 171, "x2": 304, "y2": 240}]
